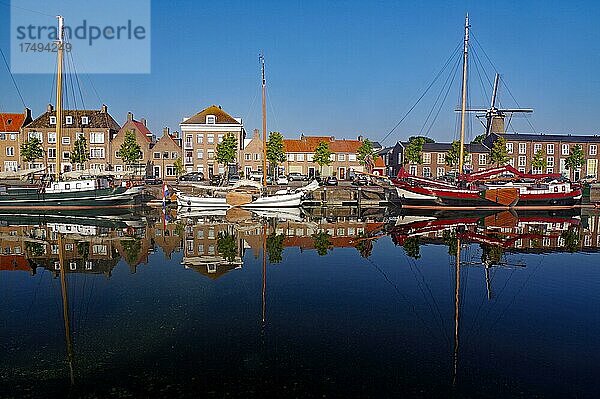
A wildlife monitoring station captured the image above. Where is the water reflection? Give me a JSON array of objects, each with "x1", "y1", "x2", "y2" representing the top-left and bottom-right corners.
[{"x1": 1, "y1": 206, "x2": 599, "y2": 397}]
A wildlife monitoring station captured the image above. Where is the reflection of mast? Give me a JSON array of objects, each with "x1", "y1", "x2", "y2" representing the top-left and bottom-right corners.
[
  {"x1": 485, "y1": 266, "x2": 493, "y2": 300},
  {"x1": 58, "y1": 234, "x2": 74, "y2": 385},
  {"x1": 452, "y1": 238, "x2": 461, "y2": 387},
  {"x1": 261, "y1": 222, "x2": 267, "y2": 325}
]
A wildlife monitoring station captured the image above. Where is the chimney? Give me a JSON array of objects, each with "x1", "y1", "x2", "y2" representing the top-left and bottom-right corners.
[
  {"x1": 127, "y1": 111, "x2": 133, "y2": 121},
  {"x1": 101, "y1": 104, "x2": 108, "y2": 113},
  {"x1": 163, "y1": 127, "x2": 170, "y2": 137},
  {"x1": 253, "y1": 128, "x2": 260, "y2": 138},
  {"x1": 47, "y1": 104, "x2": 54, "y2": 113},
  {"x1": 24, "y1": 107, "x2": 32, "y2": 122},
  {"x1": 140, "y1": 118, "x2": 147, "y2": 126},
  {"x1": 358, "y1": 135, "x2": 364, "y2": 141}
]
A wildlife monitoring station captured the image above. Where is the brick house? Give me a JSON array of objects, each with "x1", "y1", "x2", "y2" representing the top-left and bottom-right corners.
[
  {"x1": 282, "y1": 135, "x2": 365, "y2": 179},
  {"x1": 0, "y1": 108, "x2": 32, "y2": 171},
  {"x1": 21, "y1": 104, "x2": 120, "y2": 173},
  {"x1": 483, "y1": 132, "x2": 600, "y2": 180},
  {"x1": 180, "y1": 105, "x2": 245, "y2": 177},
  {"x1": 110, "y1": 112, "x2": 153, "y2": 176},
  {"x1": 240, "y1": 128, "x2": 264, "y2": 177},
  {"x1": 150, "y1": 128, "x2": 183, "y2": 179}
]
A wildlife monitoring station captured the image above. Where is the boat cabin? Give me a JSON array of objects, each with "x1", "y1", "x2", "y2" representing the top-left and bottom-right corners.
[{"x1": 45, "y1": 179, "x2": 110, "y2": 194}]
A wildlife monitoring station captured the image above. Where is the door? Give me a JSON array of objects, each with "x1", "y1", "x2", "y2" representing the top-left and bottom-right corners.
[
  {"x1": 574, "y1": 169, "x2": 581, "y2": 181},
  {"x1": 338, "y1": 168, "x2": 346, "y2": 180},
  {"x1": 308, "y1": 167, "x2": 315, "y2": 178},
  {"x1": 153, "y1": 166, "x2": 161, "y2": 178}
]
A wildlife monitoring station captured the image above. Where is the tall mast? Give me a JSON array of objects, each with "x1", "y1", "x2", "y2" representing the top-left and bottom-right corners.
[
  {"x1": 55, "y1": 16, "x2": 65, "y2": 180},
  {"x1": 260, "y1": 54, "x2": 268, "y2": 188},
  {"x1": 458, "y1": 14, "x2": 469, "y2": 173},
  {"x1": 58, "y1": 234, "x2": 75, "y2": 385},
  {"x1": 453, "y1": 237, "x2": 461, "y2": 387},
  {"x1": 485, "y1": 73, "x2": 500, "y2": 136}
]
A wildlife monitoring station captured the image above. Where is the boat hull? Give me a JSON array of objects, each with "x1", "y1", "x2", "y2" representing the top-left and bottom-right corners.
[{"x1": 0, "y1": 186, "x2": 143, "y2": 208}]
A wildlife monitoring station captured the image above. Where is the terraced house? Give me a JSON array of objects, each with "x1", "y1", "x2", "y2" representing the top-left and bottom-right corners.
[
  {"x1": 110, "y1": 112, "x2": 154, "y2": 175},
  {"x1": 0, "y1": 108, "x2": 32, "y2": 171},
  {"x1": 20, "y1": 104, "x2": 121, "y2": 173},
  {"x1": 180, "y1": 105, "x2": 245, "y2": 177}
]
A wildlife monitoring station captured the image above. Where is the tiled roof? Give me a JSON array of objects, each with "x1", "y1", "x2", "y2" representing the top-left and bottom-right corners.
[
  {"x1": 374, "y1": 157, "x2": 386, "y2": 167},
  {"x1": 0, "y1": 113, "x2": 26, "y2": 132},
  {"x1": 132, "y1": 120, "x2": 152, "y2": 140},
  {"x1": 283, "y1": 136, "x2": 362, "y2": 153},
  {"x1": 495, "y1": 132, "x2": 600, "y2": 143},
  {"x1": 181, "y1": 105, "x2": 241, "y2": 125},
  {"x1": 26, "y1": 108, "x2": 121, "y2": 130}
]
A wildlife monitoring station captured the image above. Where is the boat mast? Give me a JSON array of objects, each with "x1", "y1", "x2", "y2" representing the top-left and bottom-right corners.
[
  {"x1": 453, "y1": 237, "x2": 461, "y2": 387},
  {"x1": 260, "y1": 54, "x2": 268, "y2": 188},
  {"x1": 485, "y1": 73, "x2": 500, "y2": 136},
  {"x1": 55, "y1": 16, "x2": 65, "y2": 181},
  {"x1": 58, "y1": 234, "x2": 75, "y2": 385},
  {"x1": 458, "y1": 14, "x2": 469, "y2": 174}
]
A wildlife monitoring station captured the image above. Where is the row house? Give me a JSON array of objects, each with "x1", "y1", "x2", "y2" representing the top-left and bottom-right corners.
[
  {"x1": 180, "y1": 105, "x2": 245, "y2": 177},
  {"x1": 21, "y1": 104, "x2": 121, "y2": 173},
  {"x1": 0, "y1": 109, "x2": 32, "y2": 172},
  {"x1": 240, "y1": 129, "x2": 264, "y2": 176},
  {"x1": 390, "y1": 141, "x2": 490, "y2": 178},
  {"x1": 150, "y1": 127, "x2": 183, "y2": 179},
  {"x1": 282, "y1": 135, "x2": 364, "y2": 179},
  {"x1": 483, "y1": 132, "x2": 600, "y2": 180}
]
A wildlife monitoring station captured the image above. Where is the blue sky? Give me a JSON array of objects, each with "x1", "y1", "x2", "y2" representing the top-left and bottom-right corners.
[{"x1": 1, "y1": 0, "x2": 599, "y2": 145}]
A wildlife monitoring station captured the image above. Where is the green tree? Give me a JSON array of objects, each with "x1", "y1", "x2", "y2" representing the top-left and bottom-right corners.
[
  {"x1": 404, "y1": 137, "x2": 425, "y2": 165},
  {"x1": 216, "y1": 132, "x2": 238, "y2": 179},
  {"x1": 443, "y1": 230, "x2": 458, "y2": 256},
  {"x1": 408, "y1": 135, "x2": 435, "y2": 143},
  {"x1": 472, "y1": 134, "x2": 486, "y2": 144},
  {"x1": 561, "y1": 227, "x2": 580, "y2": 253},
  {"x1": 121, "y1": 238, "x2": 142, "y2": 265},
  {"x1": 69, "y1": 135, "x2": 89, "y2": 170},
  {"x1": 20, "y1": 137, "x2": 44, "y2": 166},
  {"x1": 357, "y1": 139, "x2": 378, "y2": 172},
  {"x1": 565, "y1": 144, "x2": 584, "y2": 174},
  {"x1": 173, "y1": 156, "x2": 185, "y2": 180},
  {"x1": 445, "y1": 140, "x2": 469, "y2": 169},
  {"x1": 266, "y1": 233, "x2": 285, "y2": 264},
  {"x1": 531, "y1": 148, "x2": 547, "y2": 173},
  {"x1": 354, "y1": 231, "x2": 376, "y2": 258},
  {"x1": 313, "y1": 141, "x2": 333, "y2": 175},
  {"x1": 481, "y1": 244, "x2": 503, "y2": 266},
  {"x1": 217, "y1": 231, "x2": 238, "y2": 262},
  {"x1": 489, "y1": 136, "x2": 510, "y2": 166},
  {"x1": 402, "y1": 236, "x2": 421, "y2": 259},
  {"x1": 266, "y1": 131, "x2": 285, "y2": 177},
  {"x1": 312, "y1": 231, "x2": 332, "y2": 256},
  {"x1": 117, "y1": 130, "x2": 142, "y2": 174}
]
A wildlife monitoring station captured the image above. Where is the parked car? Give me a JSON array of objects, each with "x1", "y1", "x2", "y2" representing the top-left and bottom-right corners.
[
  {"x1": 276, "y1": 176, "x2": 289, "y2": 185},
  {"x1": 210, "y1": 175, "x2": 223, "y2": 186},
  {"x1": 249, "y1": 171, "x2": 264, "y2": 181},
  {"x1": 228, "y1": 174, "x2": 241, "y2": 185},
  {"x1": 321, "y1": 176, "x2": 338, "y2": 186},
  {"x1": 144, "y1": 176, "x2": 163, "y2": 186},
  {"x1": 179, "y1": 172, "x2": 205, "y2": 182},
  {"x1": 288, "y1": 172, "x2": 308, "y2": 181},
  {"x1": 351, "y1": 176, "x2": 369, "y2": 186}
]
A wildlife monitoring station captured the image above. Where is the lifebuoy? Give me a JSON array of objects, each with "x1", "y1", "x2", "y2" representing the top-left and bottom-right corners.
[
  {"x1": 126, "y1": 181, "x2": 133, "y2": 189},
  {"x1": 125, "y1": 227, "x2": 134, "y2": 236}
]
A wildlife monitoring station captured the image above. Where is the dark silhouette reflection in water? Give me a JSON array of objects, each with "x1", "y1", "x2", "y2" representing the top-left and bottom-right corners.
[{"x1": 0, "y1": 207, "x2": 599, "y2": 398}]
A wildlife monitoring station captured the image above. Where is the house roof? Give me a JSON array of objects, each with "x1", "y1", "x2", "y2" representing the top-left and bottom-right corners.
[
  {"x1": 283, "y1": 135, "x2": 363, "y2": 153},
  {"x1": 26, "y1": 108, "x2": 121, "y2": 130},
  {"x1": 0, "y1": 113, "x2": 27, "y2": 132},
  {"x1": 494, "y1": 132, "x2": 600, "y2": 143},
  {"x1": 181, "y1": 105, "x2": 241, "y2": 125},
  {"x1": 119, "y1": 119, "x2": 152, "y2": 142}
]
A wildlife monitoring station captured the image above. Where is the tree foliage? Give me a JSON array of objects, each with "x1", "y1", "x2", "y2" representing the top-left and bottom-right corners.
[
  {"x1": 565, "y1": 144, "x2": 584, "y2": 171},
  {"x1": 531, "y1": 148, "x2": 547, "y2": 172},
  {"x1": 20, "y1": 137, "x2": 44, "y2": 163},
  {"x1": 408, "y1": 135, "x2": 435, "y2": 143},
  {"x1": 266, "y1": 233, "x2": 285, "y2": 264},
  {"x1": 312, "y1": 231, "x2": 333, "y2": 256},
  {"x1": 217, "y1": 231, "x2": 238, "y2": 262},
  {"x1": 173, "y1": 157, "x2": 185, "y2": 178},
  {"x1": 216, "y1": 133, "x2": 238, "y2": 176},
  {"x1": 489, "y1": 136, "x2": 510, "y2": 166},
  {"x1": 561, "y1": 227, "x2": 580, "y2": 253},
  {"x1": 117, "y1": 130, "x2": 142, "y2": 166},
  {"x1": 404, "y1": 137, "x2": 425, "y2": 165},
  {"x1": 472, "y1": 134, "x2": 486, "y2": 144},
  {"x1": 266, "y1": 131, "x2": 285, "y2": 176},
  {"x1": 70, "y1": 135, "x2": 89, "y2": 169},
  {"x1": 445, "y1": 140, "x2": 469, "y2": 168},
  {"x1": 402, "y1": 237, "x2": 421, "y2": 259},
  {"x1": 313, "y1": 141, "x2": 333, "y2": 174},
  {"x1": 357, "y1": 139, "x2": 378, "y2": 163}
]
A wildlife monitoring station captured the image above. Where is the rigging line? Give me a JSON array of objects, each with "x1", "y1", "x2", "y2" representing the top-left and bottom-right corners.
[
  {"x1": 469, "y1": 45, "x2": 491, "y2": 107},
  {"x1": 499, "y1": 76, "x2": 537, "y2": 134},
  {"x1": 63, "y1": 33, "x2": 78, "y2": 111},
  {"x1": 243, "y1": 89, "x2": 259, "y2": 128},
  {"x1": 380, "y1": 40, "x2": 463, "y2": 145},
  {"x1": 364, "y1": 255, "x2": 440, "y2": 343},
  {"x1": 64, "y1": 32, "x2": 86, "y2": 110},
  {"x1": 0, "y1": 47, "x2": 27, "y2": 107},
  {"x1": 419, "y1": 50, "x2": 462, "y2": 136},
  {"x1": 425, "y1": 52, "x2": 462, "y2": 137}
]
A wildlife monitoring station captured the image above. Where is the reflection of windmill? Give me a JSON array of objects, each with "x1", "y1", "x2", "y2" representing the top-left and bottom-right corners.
[{"x1": 464, "y1": 73, "x2": 533, "y2": 136}]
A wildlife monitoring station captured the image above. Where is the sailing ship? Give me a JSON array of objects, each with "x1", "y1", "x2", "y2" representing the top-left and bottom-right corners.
[
  {"x1": 0, "y1": 16, "x2": 143, "y2": 209},
  {"x1": 390, "y1": 15, "x2": 582, "y2": 207},
  {"x1": 176, "y1": 54, "x2": 317, "y2": 209}
]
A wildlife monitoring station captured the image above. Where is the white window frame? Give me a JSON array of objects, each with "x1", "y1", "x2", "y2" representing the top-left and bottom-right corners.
[
  {"x1": 62, "y1": 136, "x2": 70, "y2": 145},
  {"x1": 546, "y1": 143, "x2": 554, "y2": 155},
  {"x1": 5, "y1": 146, "x2": 15, "y2": 156},
  {"x1": 519, "y1": 143, "x2": 526, "y2": 154},
  {"x1": 534, "y1": 143, "x2": 542, "y2": 153},
  {"x1": 437, "y1": 153, "x2": 445, "y2": 164},
  {"x1": 338, "y1": 154, "x2": 346, "y2": 162},
  {"x1": 196, "y1": 134, "x2": 203, "y2": 144},
  {"x1": 49, "y1": 116, "x2": 56, "y2": 125},
  {"x1": 562, "y1": 144, "x2": 570, "y2": 155},
  {"x1": 47, "y1": 132, "x2": 57, "y2": 144},
  {"x1": 478, "y1": 153, "x2": 487, "y2": 165},
  {"x1": 81, "y1": 116, "x2": 89, "y2": 125},
  {"x1": 89, "y1": 132, "x2": 105, "y2": 144},
  {"x1": 422, "y1": 152, "x2": 431, "y2": 164},
  {"x1": 590, "y1": 144, "x2": 597, "y2": 156},
  {"x1": 65, "y1": 116, "x2": 73, "y2": 125},
  {"x1": 206, "y1": 115, "x2": 216, "y2": 124},
  {"x1": 506, "y1": 142, "x2": 513, "y2": 154}
]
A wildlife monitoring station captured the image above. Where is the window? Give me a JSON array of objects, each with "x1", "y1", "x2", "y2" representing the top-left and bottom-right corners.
[
  {"x1": 534, "y1": 143, "x2": 542, "y2": 153},
  {"x1": 197, "y1": 149, "x2": 204, "y2": 159},
  {"x1": 508, "y1": 158, "x2": 514, "y2": 166},
  {"x1": 254, "y1": 153, "x2": 260, "y2": 161},
  {"x1": 196, "y1": 134, "x2": 203, "y2": 144},
  {"x1": 307, "y1": 153, "x2": 314, "y2": 161},
  {"x1": 437, "y1": 167, "x2": 445, "y2": 177},
  {"x1": 478, "y1": 153, "x2": 487, "y2": 165},
  {"x1": 76, "y1": 132, "x2": 84, "y2": 140},
  {"x1": 519, "y1": 143, "x2": 526, "y2": 154},
  {"x1": 6, "y1": 147, "x2": 15, "y2": 156},
  {"x1": 329, "y1": 154, "x2": 335, "y2": 161},
  {"x1": 171, "y1": 152, "x2": 178, "y2": 159},
  {"x1": 338, "y1": 154, "x2": 346, "y2": 162},
  {"x1": 89, "y1": 147, "x2": 105, "y2": 158},
  {"x1": 29, "y1": 131, "x2": 42, "y2": 141},
  {"x1": 532, "y1": 166, "x2": 542, "y2": 174},
  {"x1": 547, "y1": 144, "x2": 554, "y2": 154},
  {"x1": 562, "y1": 144, "x2": 570, "y2": 155},
  {"x1": 422, "y1": 153, "x2": 431, "y2": 164},
  {"x1": 547, "y1": 168, "x2": 554, "y2": 174},
  {"x1": 81, "y1": 116, "x2": 89, "y2": 125},
  {"x1": 49, "y1": 116, "x2": 56, "y2": 125},
  {"x1": 62, "y1": 152, "x2": 70, "y2": 160},
  {"x1": 48, "y1": 148, "x2": 56, "y2": 158},
  {"x1": 207, "y1": 150, "x2": 214, "y2": 160},
  {"x1": 207, "y1": 134, "x2": 214, "y2": 144},
  {"x1": 506, "y1": 142, "x2": 513, "y2": 154},
  {"x1": 153, "y1": 152, "x2": 161, "y2": 159},
  {"x1": 297, "y1": 153, "x2": 305, "y2": 161},
  {"x1": 348, "y1": 154, "x2": 356, "y2": 162},
  {"x1": 437, "y1": 153, "x2": 445, "y2": 164},
  {"x1": 218, "y1": 134, "x2": 224, "y2": 143},
  {"x1": 48, "y1": 132, "x2": 57, "y2": 143},
  {"x1": 62, "y1": 136, "x2": 70, "y2": 145},
  {"x1": 547, "y1": 157, "x2": 554, "y2": 167},
  {"x1": 244, "y1": 153, "x2": 251, "y2": 161},
  {"x1": 65, "y1": 116, "x2": 72, "y2": 125},
  {"x1": 518, "y1": 155, "x2": 526, "y2": 167},
  {"x1": 9, "y1": 134, "x2": 15, "y2": 140},
  {"x1": 590, "y1": 145, "x2": 597, "y2": 156},
  {"x1": 423, "y1": 166, "x2": 431, "y2": 177},
  {"x1": 206, "y1": 115, "x2": 216, "y2": 124},
  {"x1": 90, "y1": 132, "x2": 104, "y2": 144},
  {"x1": 166, "y1": 166, "x2": 175, "y2": 176},
  {"x1": 287, "y1": 153, "x2": 295, "y2": 161},
  {"x1": 0, "y1": 133, "x2": 5, "y2": 140}
]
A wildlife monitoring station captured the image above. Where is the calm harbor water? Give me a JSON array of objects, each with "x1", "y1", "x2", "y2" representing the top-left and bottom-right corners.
[{"x1": 1, "y1": 207, "x2": 599, "y2": 398}]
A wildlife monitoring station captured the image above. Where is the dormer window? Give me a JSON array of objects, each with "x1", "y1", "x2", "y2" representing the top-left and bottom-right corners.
[
  {"x1": 49, "y1": 116, "x2": 56, "y2": 125},
  {"x1": 206, "y1": 115, "x2": 216, "y2": 124},
  {"x1": 65, "y1": 116, "x2": 72, "y2": 125},
  {"x1": 81, "y1": 116, "x2": 89, "y2": 125},
  {"x1": 6, "y1": 119, "x2": 12, "y2": 125}
]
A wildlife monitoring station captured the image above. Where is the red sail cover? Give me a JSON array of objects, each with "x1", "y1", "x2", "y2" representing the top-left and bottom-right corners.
[{"x1": 457, "y1": 165, "x2": 562, "y2": 182}]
